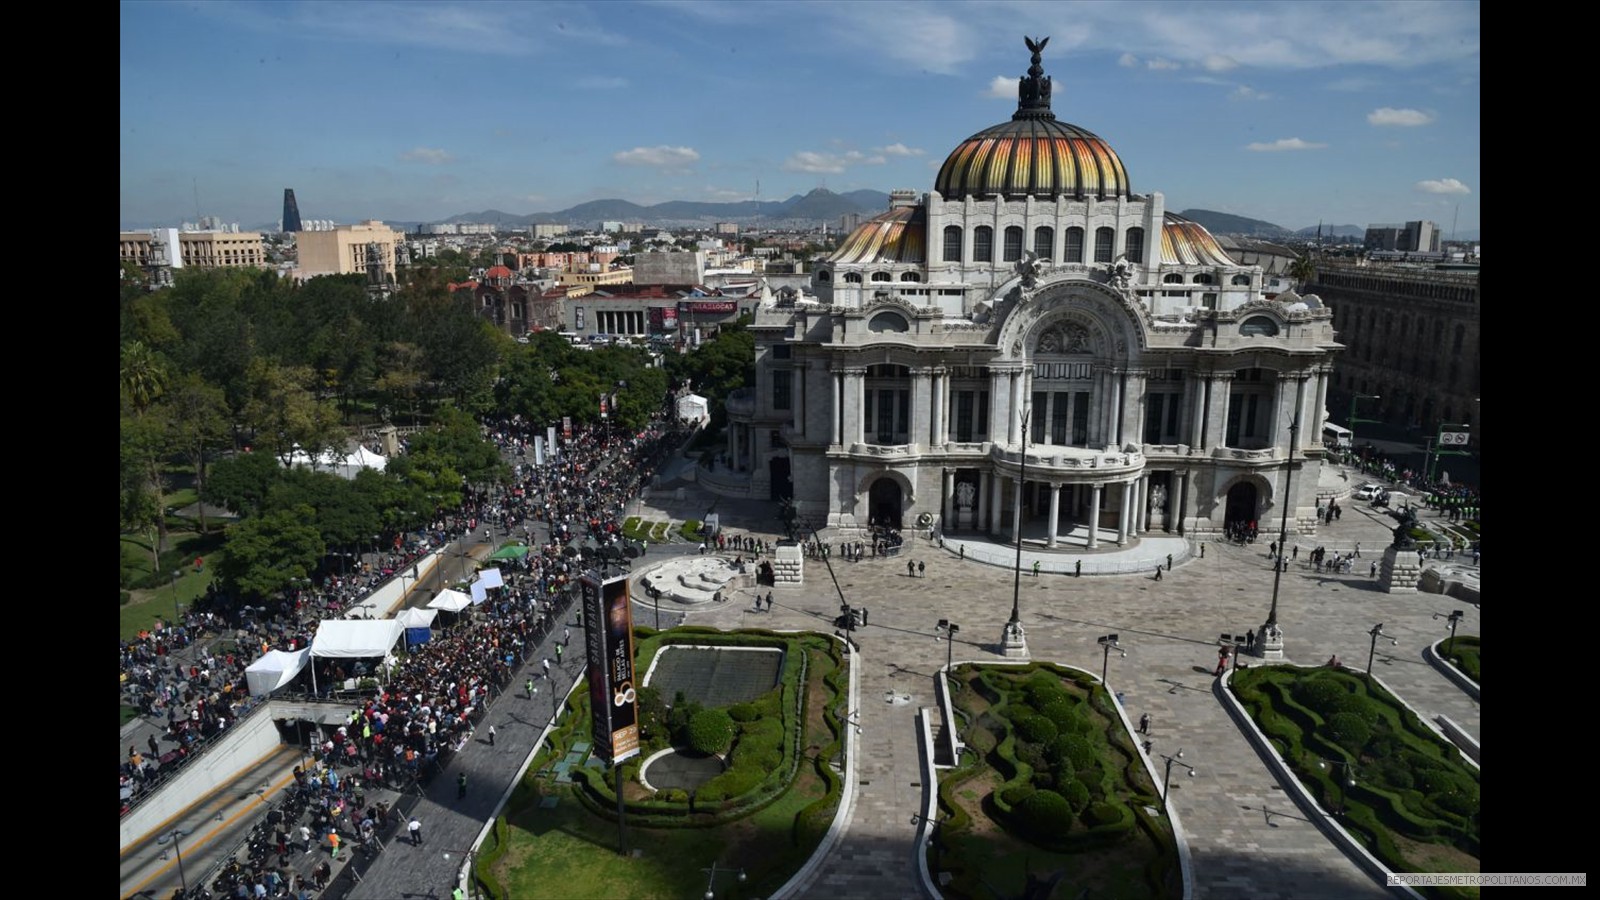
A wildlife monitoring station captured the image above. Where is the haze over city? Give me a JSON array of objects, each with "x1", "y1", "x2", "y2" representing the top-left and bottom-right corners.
[{"x1": 120, "y1": 0, "x2": 1480, "y2": 235}]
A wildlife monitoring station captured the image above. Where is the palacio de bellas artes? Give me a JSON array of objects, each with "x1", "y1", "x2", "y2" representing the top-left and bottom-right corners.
[{"x1": 729, "y1": 38, "x2": 1341, "y2": 574}]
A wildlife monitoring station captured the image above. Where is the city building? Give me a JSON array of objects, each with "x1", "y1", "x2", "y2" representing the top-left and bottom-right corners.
[
  {"x1": 633, "y1": 250, "x2": 706, "y2": 286},
  {"x1": 1307, "y1": 261, "x2": 1479, "y2": 436},
  {"x1": 531, "y1": 223, "x2": 567, "y2": 239},
  {"x1": 1364, "y1": 221, "x2": 1440, "y2": 253},
  {"x1": 730, "y1": 38, "x2": 1343, "y2": 546},
  {"x1": 282, "y1": 189, "x2": 303, "y2": 233},
  {"x1": 295, "y1": 220, "x2": 403, "y2": 280},
  {"x1": 120, "y1": 229, "x2": 266, "y2": 270}
]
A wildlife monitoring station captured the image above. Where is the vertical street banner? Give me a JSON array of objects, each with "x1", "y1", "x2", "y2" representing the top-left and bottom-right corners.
[
  {"x1": 581, "y1": 571, "x2": 640, "y2": 764},
  {"x1": 562, "y1": 416, "x2": 573, "y2": 439},
  {"x1": 533, "y1": 435, "x2": 545, "y2": 466},
  {"x1": 546, "y1": 426, "x2": 558, "y2": 461}
]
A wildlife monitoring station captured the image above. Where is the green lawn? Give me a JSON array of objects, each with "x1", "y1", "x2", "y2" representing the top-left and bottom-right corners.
[
  {"x1": 1444, "y1": 635, "x2": 1479, "y2": 684},
  {"x1": 120, "y1": 531, "x2": 223, "y2": 639}
]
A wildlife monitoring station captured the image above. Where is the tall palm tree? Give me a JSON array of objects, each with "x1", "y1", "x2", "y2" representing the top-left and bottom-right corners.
[
  {"x1": 120, "y1": 340, "x2": 168, "y2": 416},
  {"x1": 1287, "y1": 252, "x2": 1316, "y2": 289}
]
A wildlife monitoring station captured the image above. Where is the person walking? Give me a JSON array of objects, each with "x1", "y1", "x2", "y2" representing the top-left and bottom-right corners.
[
  {"x1": 457, "y1": 771, "x2": 468, "y2": 799},
  {"x1": 542, "y1": 657, "x2": 551, "y2": 677},
  {"x1": 526, "y1": 677, "x2": 535, "y2": 699},
  {"x1": 328, "y1": 830, "x2": 341, "y2": 860},
  {"x1": 555, "y1": 642, "x2": 564, "y2": 663},
  {"x1": 1154, "y1": 567, "x2": 1163, "y2": 581},
  {"x1": 487, "y1": 724, "x2": 496, "y2": 747},
  {"x1": 907, "y1": 559, "x2": 915, "y2": 577},
  {"x1": 1032, "y1": 560, "x2": 1041, "y2": 578},
  {"x1": 301, "y1": 824, "x2": 314, "y2": 854},
  {"x1": 917, "y1": 560, "x2": 926, "y2": 577},
  {"x1": 1370, "y1": 561, "x2": 1378, "y2": 578},
  {"x1": 563, "y1": 627, "x2": 571, "y2": 645},
  {"x1": 1353, "y1": 542, "x2": 1361, "y2": 558},
  {"x1": 408, "y1": 818, "x2": 423, "y2": 846},
  {"x1": 766, "y1": 591, "x2": 774, "y2": 611},
  {"x1": 1138, "y1": 713, "x2": 1151, "y2": 734}
]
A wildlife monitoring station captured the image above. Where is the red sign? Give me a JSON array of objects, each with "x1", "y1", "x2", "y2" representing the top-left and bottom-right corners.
[{"x1": 677, "y1": 301, "x2": 736, "y2": 314}]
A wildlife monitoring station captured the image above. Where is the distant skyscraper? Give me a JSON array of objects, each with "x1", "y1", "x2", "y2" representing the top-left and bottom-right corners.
[{"x1": 282, "y1": 189, "x2": 303, "y2": 233}]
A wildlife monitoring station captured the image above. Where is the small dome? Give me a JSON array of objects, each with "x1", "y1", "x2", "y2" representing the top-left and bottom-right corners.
[
  {"x1": 934, "y1": 37, "x2": 1130, "y2": 201},
  {"x1": 1160, "y1": 214, "x2": 1238, "y2": 267},
  {"x1": 827, "y1": 206, "x2": 926, "y2": 265}
]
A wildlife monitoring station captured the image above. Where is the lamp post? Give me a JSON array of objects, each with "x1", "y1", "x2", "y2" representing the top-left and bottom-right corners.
[
  {"x1": 1257, "y1": 416, "x2": 1299, "y2": 659},
  {"x1": 170, "y1": 569, "x2": 182, "y2": 622},
  {"x1": 1097, "y1": 633, "x2": 1123, "y2": 687},
  {"x1": 1159, "y1": 749, "x2": 1196, "y2": 804},
  {"x1": 1434, "y1": 609, "x2": 1466, "y2": 658},
  {"x1": 1316, "y1": 758, "x2": 1358, "y2": 816},
  {"x1": 935, "y1": 619, "x2": 960, "y2": 676},
  {"x1": 1365, "y1": 622, "x2": 1397, "y2": 685},
  {"x1": 443, "y1": 849, "x2": 480, "y2": 900},
  {"x1": 531, "y1": 672, "x2": 561, "y2": 725},
  {"x1": 701, "y1": 860, "x2": 747, "y2": 900},
  {"x1": 1347, "y1": 393, "x2": 1381, "y2": 456},
  {"x1": 910, "y1": 812, "x2": 950, "y2": 873},
  {"x1": 156, "y1": 827, "x2": 193, "y2": 894},
  {"x1": 1003, "y1": 407, "x2": 1032, "y2": 657}
]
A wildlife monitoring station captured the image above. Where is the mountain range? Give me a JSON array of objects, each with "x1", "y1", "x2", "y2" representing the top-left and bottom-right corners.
[{"x1": 371, "y1": 191, "x2": 1476, "y2": 242}]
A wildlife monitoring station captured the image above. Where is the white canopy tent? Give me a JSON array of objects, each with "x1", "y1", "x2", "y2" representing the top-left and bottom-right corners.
[
  {"x1": 283, "y1": 444, "x2": 389, "y2": 481},
  {"x1": 245, "y1": 648, "x2": 311, "y2": 697},
  {"x1": 426, "y1": 589, "x2": 473, "y2": 612},
  {"x1": 677, "y1": 393, "x2": 710, "y2": 424},
  {"x1": 394, "y1": 608, "x2": 438, "y2": 628},
  {"x1": 310, "y1": 619, "x2": 406, "y2": 658}
]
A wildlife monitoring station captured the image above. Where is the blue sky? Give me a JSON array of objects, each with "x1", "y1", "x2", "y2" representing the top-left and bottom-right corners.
[{"x1": 120, "y1": 0, "x2": 1480, "y2": 235}]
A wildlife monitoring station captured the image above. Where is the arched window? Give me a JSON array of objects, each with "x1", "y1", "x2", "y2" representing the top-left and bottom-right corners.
[
  {"x1": 844, "y1": 272, "x2": 862, "y2": 284},
  {"x1": 1124, "y1": 227, "x2": 1145, "y2": 264},
  {"x1": 1162, "y1": 273, "x2": 1185, "y2": 284},
  {"x1": 1003, "y1": 226, "x2": 1024, "y2": 262},
  {"x1": 871, "y1": 271, "x2": 891, "y2": 282},
  {"x1": 816, "y1": 269, "x2": 831, "y2": 283},
  {"x1": 1094, "y1": 227, "x2": 1114, "y2": 263},
  {"x1": 1033, "y1": 226, "x2": 1054, "y2": 261},
  {"x1": 868, "y1": 312, "x2": 910, "y2": 333},
  {"x1": 1240, "y1": 316, "x2": 1279, "y2": 337},
  {"x1": 899, "y1": 272, "x2": 921, "y2": 282},
  {"x1": 1064, "y1": 227, "x2": 1084, "y2": 263},
  {"x1": 974, "y1": 226, "x2": 993, "y2": 262},
  {"x1": 942, "y1": 226, "x2": 962, "y2": 262},
  {"x1": 1193, "y1": 273, "x2": 1215, "y2": 285},
  {"x1": 1231, "y1": 274, "x2": 1251, "y2": 286}
]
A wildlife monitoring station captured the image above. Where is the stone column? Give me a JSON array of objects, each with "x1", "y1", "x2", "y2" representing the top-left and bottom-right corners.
[
  {"x1": 931, "y1": 368, "x2": 945, "y2": 447},
  {"x1": 1107, "y1": 368, "x2": 1124, "y2": 446},
  {"x1": 1175, "y1": 471, "x2": 1188, "y2": 535},
  {"x1": 831, "y1": 368, "x2": 844, "y2": 445},
  {"x1": 1047, "y1": 483, "x2": 1061, "y2": 548},
  {"x1": 790, "y1": 362, "x2": 805, "y2": 440},
  {"x1": 1116, "y1": 481, "x2": 1131, "y2": 545},
  {"x1": 977, "y1": 469, "x2": 990, "y2": 528},
  {"x1": 1087, "y1": 483, "x2": 1102, "y2": 549},
  {"x1": 990, "y1": 472, "x2": 1004, "y2": 535},
  {"x1": 990, "y1": 370, "x2": 1009, "y2": 441},
  {"x1": 1121, "y1": 369, "x2": 1146, "y2": 448},
  {"x1": 1011, "y1": 475, "x2": 1024, "y2": 542},
  {"x1": 943, "y1": 468, "x2": 955, "y2": 526},
  {"x1": 1204, "y1": 373, "x2": 1233, "y2": 449},
  {"x1": 1008, "y1": 370, "x2": 1023, "y2": 445},
  {"x1": 797, "y1": 361, "x2": 808, "y2": 440},
  {"x1": 1292, "y1": 373, "x2": 1310, "y2": 446},
  {"x1": 1189, "y1": 375, "x2": 1206, "y2": 449},
  {"x1": 845, "y1": 367, "x2": 866, "y2": 446},
  {"x1": 911, "y1": 366, "x2": 932, "y2": 449},
  {"x1": 1313, "y1": 366, "x2": 1331, "y2": 442},
  {"x1": 1137, "y1": 473, "x2": 1150, "y2": 532}
]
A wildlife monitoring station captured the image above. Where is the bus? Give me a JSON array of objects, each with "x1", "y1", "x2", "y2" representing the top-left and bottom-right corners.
[{"x1": 1322, "y1": 422, "x2": 1352, "y2": 449}]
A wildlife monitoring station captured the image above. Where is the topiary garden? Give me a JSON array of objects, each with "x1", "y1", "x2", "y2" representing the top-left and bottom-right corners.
[
  {"x1": 1230, "y1": 665, "x2": 1479, "y2": 899},
  {"x1": 935, "y1": 662, "x2": 1181, "y2": 899}
]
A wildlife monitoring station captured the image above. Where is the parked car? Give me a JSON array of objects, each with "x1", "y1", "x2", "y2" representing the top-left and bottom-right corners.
[{"x1": 1353, "y1": 483, "x2": 1383, "y2": 501}]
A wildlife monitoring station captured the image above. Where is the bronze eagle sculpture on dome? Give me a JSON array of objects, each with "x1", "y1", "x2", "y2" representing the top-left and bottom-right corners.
[{"x1": 1025, "y1": 36, "x2": 1049, "y2": 76}]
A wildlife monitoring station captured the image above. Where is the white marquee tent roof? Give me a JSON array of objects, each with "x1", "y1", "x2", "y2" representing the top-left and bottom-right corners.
[
  {"x1": 310, "y1": 619, "x2": 405, "y2": 658},
  {"x1": 245, "y1": 648, "x2": 311, "y2": 697},
  {"x1": 395, "y1": 608, "x2": 438, "y2": 628},
  {"x1": 426, "y1": 589, "x2": 473, "y2": 612}
]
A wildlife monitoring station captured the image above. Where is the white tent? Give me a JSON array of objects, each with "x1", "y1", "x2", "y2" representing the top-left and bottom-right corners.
[
  {"x1": 394, "y1": 608, "x2": 438, "y2": 628},
  {"x1": 310, "y1": 619, "x2": 405, "y2": 659},
  {"x1": 349, "y1": 445, "x2": 388, "y2": 471},
  {"x1": 245, "y1": 648, "x2": 311, "y2": 697},
  {"x1": 426, "y1": 589, "x2": 473, "y2": 612},
  {"x1": 282, "y1": 444, "x2": 388, "y2": 480},
  {"x1": 677, "y1": 393, "x2": 710, "y2": 424}
]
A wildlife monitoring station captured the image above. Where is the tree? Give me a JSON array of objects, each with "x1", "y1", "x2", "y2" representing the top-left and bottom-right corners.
[
  {"x1": 204, "y1": 450, "x2": 283, "y2": 518},
  {"x1": 239, "y1": 359, "x2": 343, "y2": 465},
  {"x1": 120, "y1": 340, "x2": 169, "y2": 417},
  {"x1": 1288, "y1": 253, "x2": 1316, "y2": 287},
  {"x1": 120, "y1": 415, "x2": 166, "y2": 572},
  {"x1": 156, "y1": 373, "x2": 230, "y2": 532},
  {"x1": 218, "y1": 507, "x2": 325, "y2": 600}
]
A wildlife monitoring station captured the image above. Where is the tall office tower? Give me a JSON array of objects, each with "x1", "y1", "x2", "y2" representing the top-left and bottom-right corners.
[{"x1": 282, "y1": 189, "x2": 303, "y2": 233}]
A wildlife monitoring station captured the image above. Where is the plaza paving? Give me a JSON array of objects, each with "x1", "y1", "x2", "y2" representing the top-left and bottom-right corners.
[{"x1": 634, "y1": 470, "x2": 1478, "y2": 900}]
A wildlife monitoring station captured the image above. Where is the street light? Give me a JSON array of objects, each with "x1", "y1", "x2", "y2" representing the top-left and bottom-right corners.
[
  {"x1": 1365, "y1": 622, "x2": 1398, "y2": 685},
  {"x1": 1159, "y1": 749, "x2": 1196, "y2": 804},
  {"x1": 702, "y1": 860, "x2": 747, "y2": 900},
  {"x1": 1316, "y1": 758, "x2": 1358, "y2": 816},
  {"x1": 910, "y1": 812, "x2": 950, "y2": 872},
  {"x1": 1258, "y1": 416, "x2": 1299, "y2": 659},
  {"x1": 1097, "y1": 634, "x2": 1124, "y2": 687},
  {"x1": 935, "y1": 619, "x2": 961, "y2": 676},
  {"x1": 531, "y1": 673, "x2": 562, "y2": 725},
  {"x1": 1003, "y1": 407, "x2": 1032, "y2": 656},
  {"x1": 1434, "y1": 610, "x2": 1466, "y2": 659},
  {"x1": 170, "y1": 569, "x2": 182, "y2": 622},
  {"x1": 443, "y1": 849, "x2": 480, "y2": 900},
  {"x1": 156, "y1": 827, "x2": 193, "y2": 894}
]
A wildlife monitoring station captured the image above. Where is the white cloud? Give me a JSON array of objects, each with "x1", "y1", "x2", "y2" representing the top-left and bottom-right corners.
[
  {"x1": 1230, "y1": 85, "x2": 1270, "y2": 101},
  {"x1": 1146, "y1": 58, "x2": 1181, "y2": 71},
  {"x1": 987, "y1": 75, "x2": 1015, "y2": 98},
  {"x1": 782, "y1": 150, "x2": 887, "y2": 174},
  {"x1": 1201, "y1": 54, "x2": 1239, "y2": 72},
  {"x1": 1246, "y1": 138, "x2": 1327, "y2": 152},
  {"x1": 399, "y1": 147, "x2": 453, "y2": 164},
  {"x1": 1118, "y1": 52, "x2": 1139, "y2": 68},
  {"x1": 878, "y1": 143, "x2": 923, "y2": 157},
  {"x1": 820, "y1": 5, "x2": 973, "y2": 75},
  {"x1": 1368, "y1": 107, "x2": 1435, "y2": 126},
  {"x1": 1415, "y1": 178, "x2": 1470, "y2": 195},
  {"x1": 612, "y1": 145, "x2": 701, "y2": 169}
]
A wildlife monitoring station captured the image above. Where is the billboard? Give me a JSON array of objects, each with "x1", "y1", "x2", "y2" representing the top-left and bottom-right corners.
[
  {"x1": 581, "y1": 572, "x2": 640, "y2": 764},
  {"x1": 677, "y1": 300, "x2": 736, "y2": 314}
]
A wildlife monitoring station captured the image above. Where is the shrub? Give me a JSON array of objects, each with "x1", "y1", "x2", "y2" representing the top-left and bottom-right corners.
[
  {"x1": 1083, "y1": 801, "x2": 1124, "y2": 828},
  {"x1": 728, "y1": 702, "x2": 760, "y2": 722},
  {"x1": 695, "y1": 763, "x2": 763, "y2": 803},
  {"x1": 661, "y1": 788, "x2": 689, "y2": 803},
  {"x1": 1418, "y1": 770, "x2": 1478, "y2": 816},
  {"x1": 1293, "y1": 676, "x2": 1354, "y2": 717},
  {"x1": 1326, "y1": 713, "x2": 1371, "y2": 753},
  {"x1": 687, "y1": 708, "x2": 735, "y2": 755},
  {"x1": 120, "y1": 591, "x2": 132, "y2": 606},
  {"x1": 1018, "y1": 789, "x2": 1075, "y2": 838},
  {"x1": 1000, "y1": 784, "x2": 1037, "y2": 807},
  {"x1": 1015, "y1": 713, "x2": 1059, "y2": 744},
  {"x1": 1059, "y1": 734, "x2": 1096, "y2": 772},
  {"x1": 1060, "y1": 778, "x2": 1091, "y2": 813}
]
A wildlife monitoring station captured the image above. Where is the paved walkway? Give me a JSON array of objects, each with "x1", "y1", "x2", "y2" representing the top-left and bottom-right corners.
[{"x1": 635, "y1": 474, "x2": 1478, "y2": 899}]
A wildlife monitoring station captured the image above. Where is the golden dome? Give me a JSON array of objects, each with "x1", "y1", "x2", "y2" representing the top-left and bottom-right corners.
[{"x1": 827, "y1": 206, "x2": 926, "y2": 265}]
